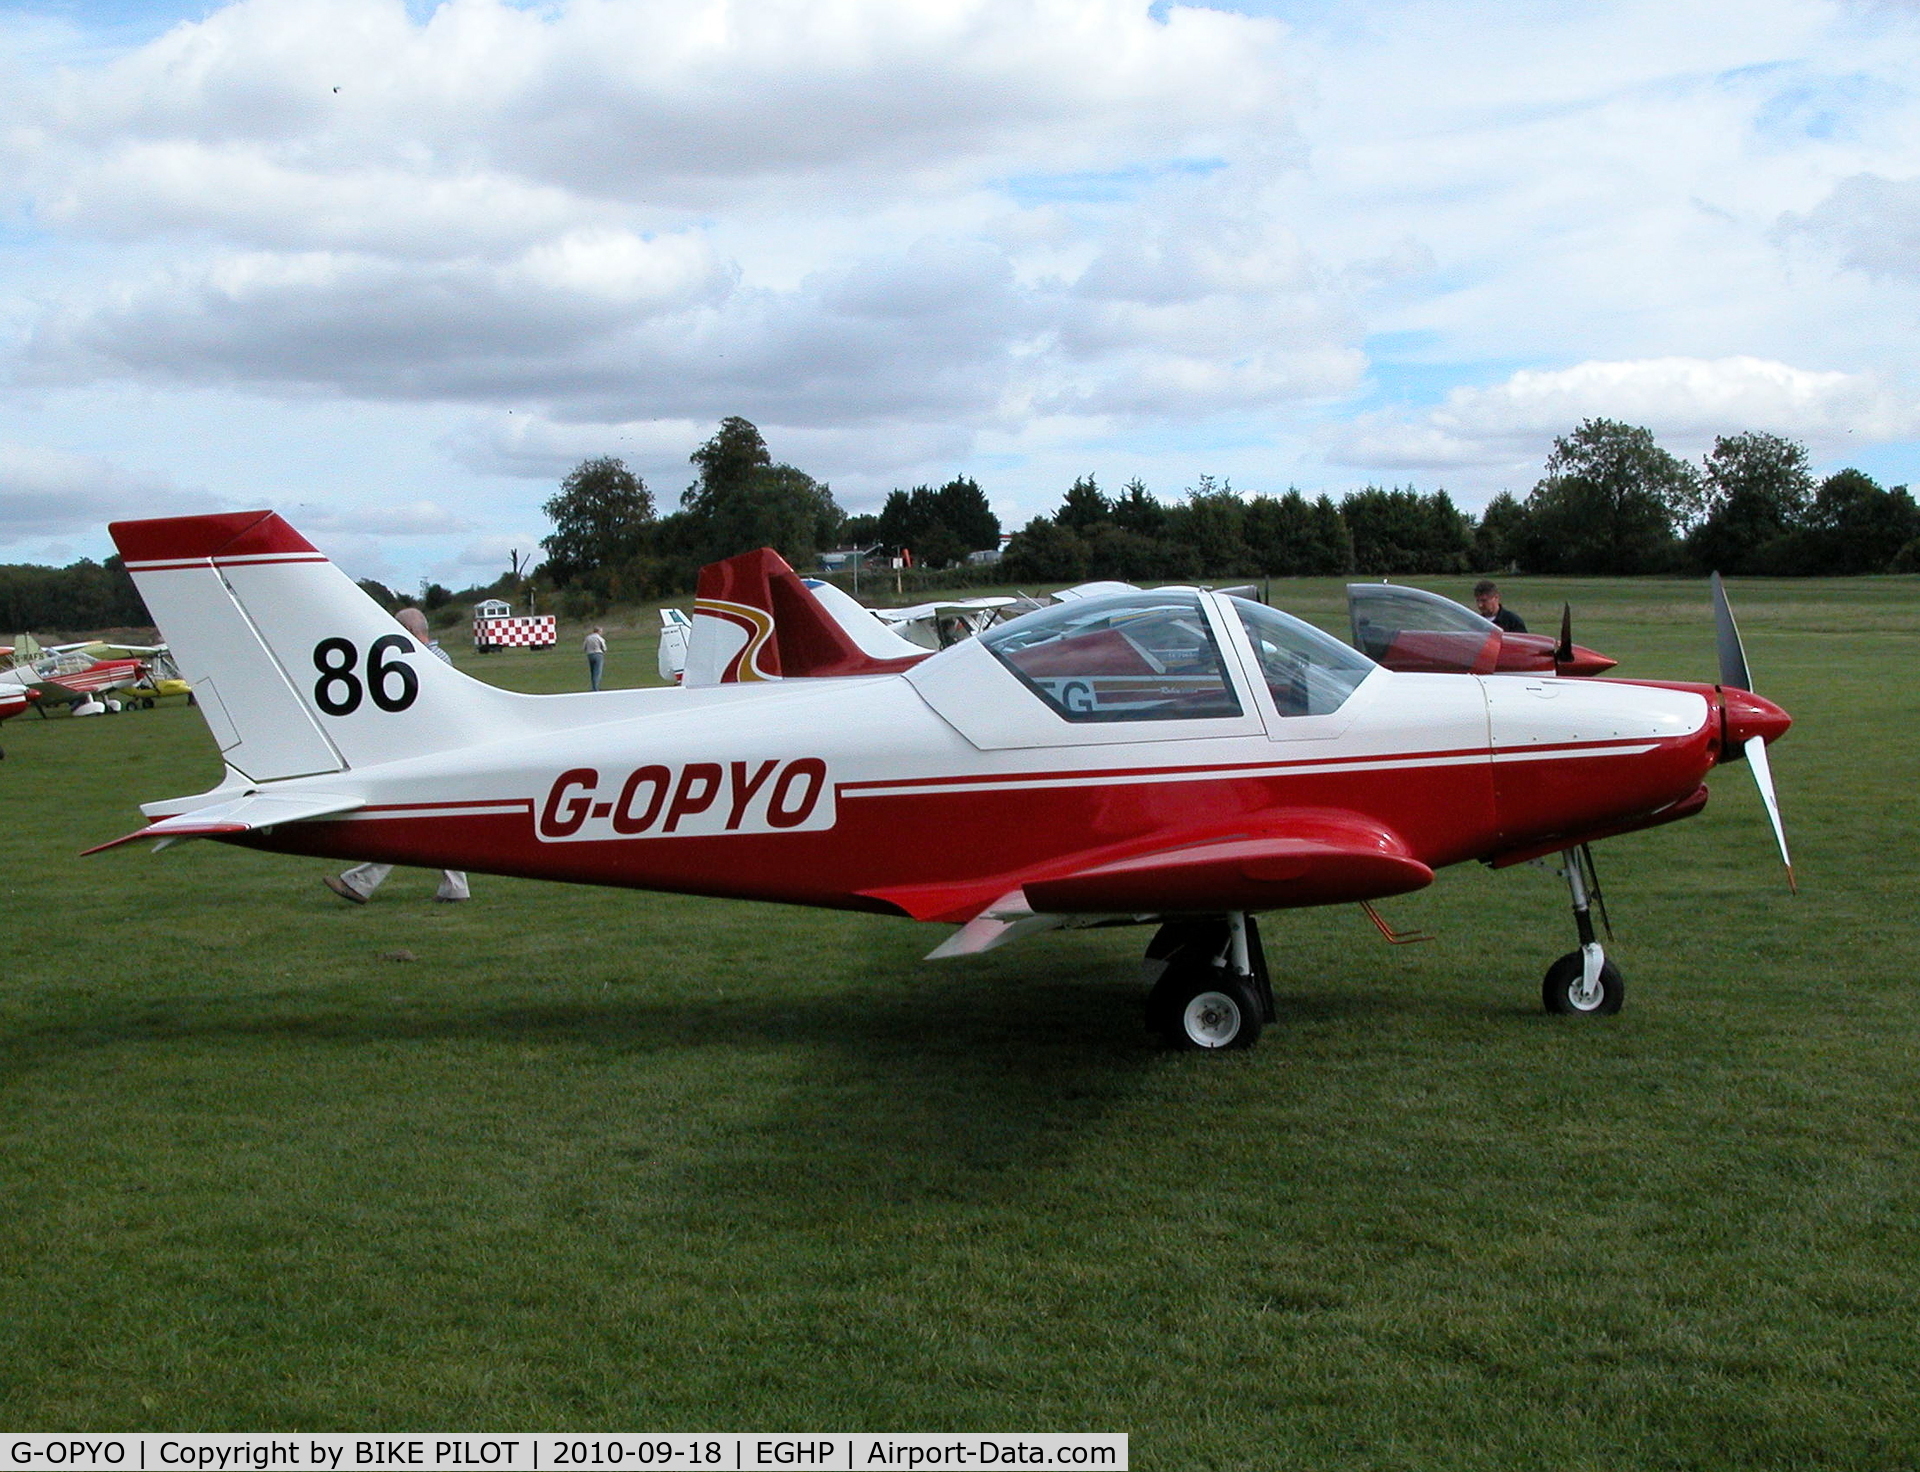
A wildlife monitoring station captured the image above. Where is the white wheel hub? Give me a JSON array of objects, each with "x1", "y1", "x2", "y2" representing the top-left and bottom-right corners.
[{"x1": 1182, "y1": 990, "x2": 1242, "y2": 1049}]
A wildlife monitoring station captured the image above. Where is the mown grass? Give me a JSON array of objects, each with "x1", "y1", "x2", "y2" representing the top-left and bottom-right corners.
[{"x1": 1, "y1": 575, "x2": 1916, "y2": 1469}]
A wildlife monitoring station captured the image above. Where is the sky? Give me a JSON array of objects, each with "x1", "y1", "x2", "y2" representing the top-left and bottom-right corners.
[{"x1": 1, "y1": 0, "x2": 1917, "y2": 590}]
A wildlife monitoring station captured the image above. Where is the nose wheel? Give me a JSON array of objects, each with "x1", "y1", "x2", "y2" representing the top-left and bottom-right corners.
[
  {"x1": 1546, "y1": 845, "x2": 1625, "y2": 1016},
  {"x1": 1542, "y1": 948, "x2": 1624, "y2": 1014},
  {"x1": 1143, "y1": 913, "x2": 1274, "y2": 1051}
]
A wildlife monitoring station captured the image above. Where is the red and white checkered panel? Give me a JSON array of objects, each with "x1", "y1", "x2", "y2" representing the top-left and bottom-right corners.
[{"x1": 474, "y1": 615, "x2": 556, "y2": 649}]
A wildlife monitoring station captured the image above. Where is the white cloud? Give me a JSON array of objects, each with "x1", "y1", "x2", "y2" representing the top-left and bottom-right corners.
[
  {"x1": 1780, "y1": 172, "x2": 1920, "y2": 278},
  {"x1": 298, "y1": 499, "x2": 477, "y2": 536},
  {"x1": 1330, "y1": 356, "x2": 1920, "y2": 477},
  {"x1": 4, "y1": 0, "x2": 1920, "y2": 579},
  {"x1": 437, "y1": 532, "x2": 545, "y2": 584},
  {"x1": 0, "y1": 439, "x2": 221, "y2": 541}
]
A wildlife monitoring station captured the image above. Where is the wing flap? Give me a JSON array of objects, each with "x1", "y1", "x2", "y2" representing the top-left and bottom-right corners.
[{"x1": 84, "y1": 791, "x2": 364, "y2": 854}]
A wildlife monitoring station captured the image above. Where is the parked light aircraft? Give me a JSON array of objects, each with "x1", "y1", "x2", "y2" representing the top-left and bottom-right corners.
[
  {"x1": 94, "y1": 512, "x2": 1792, "y2": 1050},
  {"x1": 872, "y1": 595, "x2": 1022, "y2": 650},
  {"x1": 0, "y1": 642, "x2": 151, "y2": 710},
  {"x1": 1347, "y1": 583, "x2": 1616, "y2": 677},
  {"x1": 0, "y1": 684, "x2": 40, "y2": 727}
]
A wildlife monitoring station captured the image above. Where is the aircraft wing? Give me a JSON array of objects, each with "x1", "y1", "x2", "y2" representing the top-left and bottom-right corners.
[
  {"x1": 84, "y1": 790, "x2": 365, "y2": 854},
  {"x1": 868, "y1": 808, "x2": 1434, "y2": 948},
  {"x1": 1020, "y1": 817, "x2": 1434, "y2": 914}
]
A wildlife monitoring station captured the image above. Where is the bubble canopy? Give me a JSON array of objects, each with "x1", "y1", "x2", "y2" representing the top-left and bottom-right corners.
[
  {"x1": 1225, "y1": 596, "x2": 1374, "y2": 717},
  {"x1": 980, "y1": 589, "x2": 1374, "y2": 724}
]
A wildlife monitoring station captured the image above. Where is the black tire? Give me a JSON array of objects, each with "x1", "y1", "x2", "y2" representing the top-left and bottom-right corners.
[
  {"x1": 1542, "y1": 950, "x2": 1625, "y2": 1016},
  {"x1": 1143, "y1": 921, "x2": 1229, "y2": 1036},
  {"x1": 1165, "y1": 973, "x2": 1264, "y2": 1051}
]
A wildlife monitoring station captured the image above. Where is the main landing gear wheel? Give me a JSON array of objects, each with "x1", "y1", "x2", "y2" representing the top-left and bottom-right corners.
[
  {"x1": 1143, "y1": 915, "x2": 1270, "y2": 1051},
  {"x1": 1171, "y1": 976, "x2": 1264, "y2": 1050},
  {"x1": 1541, "y1": 950, "x2": 1624, "y2": 1016}
]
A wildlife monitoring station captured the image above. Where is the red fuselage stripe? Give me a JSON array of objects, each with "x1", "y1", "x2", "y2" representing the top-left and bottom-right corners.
[{"x1": 244, "y1": 728, "x2": 1712, "y2": 915}]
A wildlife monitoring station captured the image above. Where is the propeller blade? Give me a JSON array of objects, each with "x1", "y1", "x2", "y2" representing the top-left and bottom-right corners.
[
  {"x1": 1710, "y1": 571, "x2": 1752, "y2": 691},
  {"x1": 1744, "y1": 733, "x2": 1795, "y2": 892},
  {"x1": 1556, "y1": 603, "x2": 1574, "y2": 666}
]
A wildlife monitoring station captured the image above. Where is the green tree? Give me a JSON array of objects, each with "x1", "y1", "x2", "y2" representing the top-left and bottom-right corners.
[
  {"x1": 1244, "y1": 489, "x2": 1353, "y2": 576},
  {"x1": 1056, "y1": 475, "x2": 1111, "y2": 534},
  {"x1": 1472, "y1": 492, "x2": 1529, "y2": 571},
  {"x1": 540, "y1": 456, "x2": 654, "y2": 587},
  {"x1": 1084, "y1": 523, "x2": 1196, "y2": 581},
  {"x1": 683, "y1": 417, "x2": 843, "y2": 566},
  {"x1": 1304, "y1": 494, "x2": 1355, "y2": 576},
  {"x1": 1521, "y1": 419, "x2": 1700, "y2": 574},
  {"x1": 872, "y1": 477, "x2": 1000, "y2": 566},
  {"x1": 0, "y1": 557, "x2": 152, "y2": 633},
  {"x1": 1342, "y1": 486, "x2": 1471, "y2": 574},
  {"x1": 1687, "y1": 432, "x2": 1813, "y2": 573},
  {"x1": 1165, "y1": 476, "x2": 1250, "y2": 576},
  {"x1": 1002, "y1": 516, "x2": 1090, "y2": 582},
  {"x1": 1760, "y1": 469, "x2": 1920, "y2": 575},
  {"x1": 1110, "y1": 477, "x2": 1166, "y2": 538}
]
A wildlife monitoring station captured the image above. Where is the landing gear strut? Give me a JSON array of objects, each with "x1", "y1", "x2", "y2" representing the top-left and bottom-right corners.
[
  {"x1": 1142, "y1": 913, "x2": 1274, "y2": 1050},
  {"x1": 1543, "y1": 844, "x2": 1624, "y2": 1015}
]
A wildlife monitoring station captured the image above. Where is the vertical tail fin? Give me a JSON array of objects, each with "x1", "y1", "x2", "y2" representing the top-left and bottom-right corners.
[
  {"x1": 112, "y1": 511, "x2": 522, "y2": 780},
  {"x1": 684, "y1": 547, "x2": 926, "y2": 687}
]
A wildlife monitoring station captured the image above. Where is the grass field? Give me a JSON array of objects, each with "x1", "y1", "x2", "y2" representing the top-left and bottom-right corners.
[{"x1": 2, "y1": 576, "x2": 1917, "y2": 1468}]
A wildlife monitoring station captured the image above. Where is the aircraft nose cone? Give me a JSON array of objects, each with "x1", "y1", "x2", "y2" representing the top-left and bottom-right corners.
[
  {"x1": 1557, "y1": 643, "x2": 1617, "y2": 676},
  {"x1": 1721, "y1": 686, "x2": 1791, "y2": 757}
]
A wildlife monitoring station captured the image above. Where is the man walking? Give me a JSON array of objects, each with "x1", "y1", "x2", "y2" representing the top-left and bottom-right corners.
[{"x1": 583, "y1": 626, "x2": 607, "y2": 690}]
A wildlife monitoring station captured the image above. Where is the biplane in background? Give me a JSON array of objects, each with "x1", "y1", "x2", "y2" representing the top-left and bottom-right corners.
[{"x1": 95, "y1": 512, "x2": 1790, "y2": 1051}]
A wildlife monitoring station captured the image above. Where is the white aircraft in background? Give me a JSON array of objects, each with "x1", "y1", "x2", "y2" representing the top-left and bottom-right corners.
[{"x1": 870, "y1": 595, "x2": 1022, "y2": 650}]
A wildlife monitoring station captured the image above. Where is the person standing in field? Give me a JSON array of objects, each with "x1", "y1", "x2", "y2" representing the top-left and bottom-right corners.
[
  {"x1": 584, "y1": 626, "x2": 607, "y2": 691},
  {"x1": 323, "y1": 606, "x2": 471, "y2": 905}
]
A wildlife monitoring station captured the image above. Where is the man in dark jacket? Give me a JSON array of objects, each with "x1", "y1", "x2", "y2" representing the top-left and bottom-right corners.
[{"x1": 1473, "y1": 580, "x2": 1526, "y2": 633}]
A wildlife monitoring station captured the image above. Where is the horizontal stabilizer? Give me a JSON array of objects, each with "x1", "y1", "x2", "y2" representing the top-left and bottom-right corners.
[
  {"x1": 84, "y1": 790, "x2": 364, "y2": 854},
  {"x1": 1021, "y1": 810, "x2": 1433, "y2": 914}
]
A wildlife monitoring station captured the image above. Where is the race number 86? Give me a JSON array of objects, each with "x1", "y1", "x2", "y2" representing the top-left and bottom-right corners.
[{"x1": 313, "y1": 635, "x2": 419, "y2": 715}]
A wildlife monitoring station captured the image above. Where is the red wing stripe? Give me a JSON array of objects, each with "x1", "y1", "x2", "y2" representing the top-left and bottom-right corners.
[{"x1": 838, "y1": 738, "x2": 1666, "y2": 800}]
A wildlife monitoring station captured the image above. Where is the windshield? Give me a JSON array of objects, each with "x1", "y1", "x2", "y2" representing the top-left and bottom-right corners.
[
  {"x1": 982, "y1": 592, "x2": 1242, "y2": 722},
  {"x1": 1348, "y1": 583, "x2": 1501, "y2": 675},
  {"x1": 1228, "y1": 597, "x2": 1374, "y2": 717}
]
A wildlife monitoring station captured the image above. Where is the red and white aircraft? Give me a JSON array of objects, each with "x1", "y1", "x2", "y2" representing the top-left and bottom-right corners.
[
  {"x1": 93, "y1": 511, "x2": 1791, "y2": 1050},
  {"x1": 1, "y1": 643, "x2": 151, "y2": 710},
  {"x1": 0, "y1": 684, "x2": 40, "y2": 726}
]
